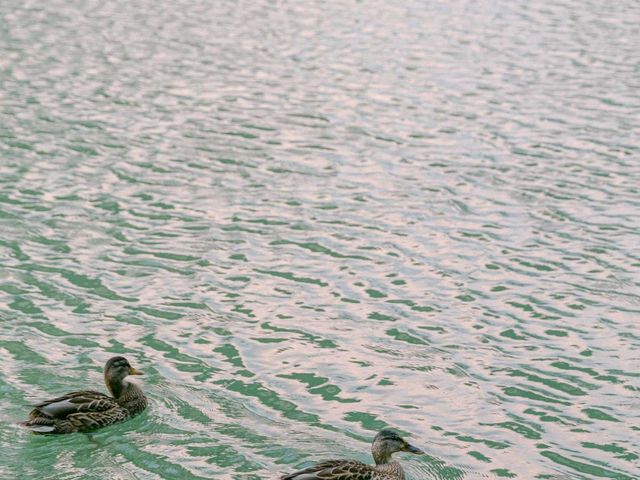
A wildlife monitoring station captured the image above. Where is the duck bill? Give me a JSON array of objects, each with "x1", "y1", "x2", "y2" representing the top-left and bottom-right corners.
[
  {"x1": 129, "y1": 367, "x2": 144, "y2": 376},
  {"x1": 404, "y1": 443, "x2": 424, "y2": 454}
]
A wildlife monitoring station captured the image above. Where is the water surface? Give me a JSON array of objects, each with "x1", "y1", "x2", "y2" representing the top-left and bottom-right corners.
[{"x1": 1, "y1": 0, "x2": 638, "y2": 478}]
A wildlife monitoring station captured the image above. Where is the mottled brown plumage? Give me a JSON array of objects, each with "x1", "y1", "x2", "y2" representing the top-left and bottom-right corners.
[
  {"x1": 21, "y1": 356, "x2": 147, "y2": 434},
  {"x1": 281, "y1": 429, "x2": 423, "y2": 480}
]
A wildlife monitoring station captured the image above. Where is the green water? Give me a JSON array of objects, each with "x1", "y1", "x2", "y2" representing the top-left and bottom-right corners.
[{"x1": 1, "y1": 0, "x2": 638, "y2": 478}]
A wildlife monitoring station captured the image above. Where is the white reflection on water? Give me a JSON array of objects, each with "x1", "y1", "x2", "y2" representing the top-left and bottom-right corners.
[{"x1": 1, "y1": 0, "x2": 639, "y2": 478}]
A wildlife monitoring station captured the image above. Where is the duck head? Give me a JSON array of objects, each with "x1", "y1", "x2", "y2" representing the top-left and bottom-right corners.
[
  {"x1": 104, "y1": 356, "x2": 143, "y2": 398},
  {"x1": 372, "y1": 429, "x2": 423, "y2": 465}
]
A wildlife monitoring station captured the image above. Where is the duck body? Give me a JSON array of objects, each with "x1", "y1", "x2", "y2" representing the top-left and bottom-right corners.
[
  {"x1": 281, "y1": 429, "x2": 422, "y2": 480},
  {"x1": 281, "y1": 459, "x2": 405, "y2": 480},
  {"x1": 22, "y1": 356, "x2": 147, "y2": 434}
]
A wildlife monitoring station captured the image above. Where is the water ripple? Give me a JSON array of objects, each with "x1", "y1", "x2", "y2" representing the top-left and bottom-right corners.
[{"x1": 1, "y1": 0, "x2": 639, "y2": 478}]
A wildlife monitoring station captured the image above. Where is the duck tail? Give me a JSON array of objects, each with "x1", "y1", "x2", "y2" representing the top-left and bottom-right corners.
[{"x1": 19, "y1": 419, "x2": 56, "y2": 433}]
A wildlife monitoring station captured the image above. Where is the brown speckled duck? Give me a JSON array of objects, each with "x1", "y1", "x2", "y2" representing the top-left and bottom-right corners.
[
  {"x1": 281, "y1": 429, "x2": 423, "y2": 480},
  {"x1": 21, "y1": 356, "x2": 147, "y2": 434}
]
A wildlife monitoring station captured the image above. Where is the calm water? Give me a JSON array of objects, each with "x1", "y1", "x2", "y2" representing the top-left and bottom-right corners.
[{"x1": 1, "y1": 0, "x2": 638, "y2": 478}]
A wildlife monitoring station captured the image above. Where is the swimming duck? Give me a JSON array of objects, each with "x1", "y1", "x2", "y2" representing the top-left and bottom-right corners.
[
  {"x1": 21, "y1": 356, "x2": 147, "y2": 434},
  {"x1": 281, "y1": 429, "x2": 423, "y2": 480}
]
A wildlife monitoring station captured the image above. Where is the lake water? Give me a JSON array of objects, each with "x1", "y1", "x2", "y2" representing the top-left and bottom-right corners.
[{"x1": 0, "y1": 0, "x2": 638, "y2": 479}]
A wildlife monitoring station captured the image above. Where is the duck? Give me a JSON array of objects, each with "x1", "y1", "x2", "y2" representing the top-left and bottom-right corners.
[
  {"x1": 21, "y1": 356, "x2": 147, "y2": 434},
  {"x1": 281, "y1": 429, "x2": 423, "y2": 480}
]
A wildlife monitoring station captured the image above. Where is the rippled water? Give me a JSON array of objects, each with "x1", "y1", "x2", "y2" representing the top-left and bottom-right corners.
[{"x1": 1, "y1": 0, "x2": 639, "y2": 478}]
